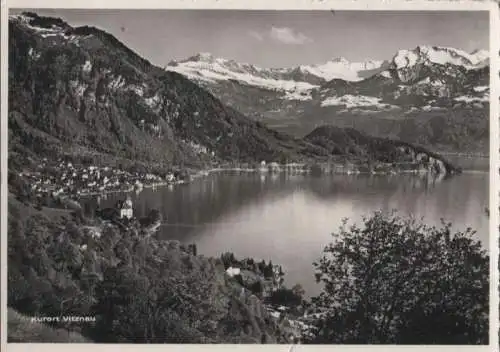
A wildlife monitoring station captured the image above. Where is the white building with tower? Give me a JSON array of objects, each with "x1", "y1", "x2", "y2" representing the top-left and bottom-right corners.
[{"x1": 117, "y1": 196, "x2": 133, "y2": 219}]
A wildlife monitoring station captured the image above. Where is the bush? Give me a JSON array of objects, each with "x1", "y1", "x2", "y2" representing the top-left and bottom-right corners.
[{"x1": 308, "y1": 211, "x2": 488, "y2": 344}]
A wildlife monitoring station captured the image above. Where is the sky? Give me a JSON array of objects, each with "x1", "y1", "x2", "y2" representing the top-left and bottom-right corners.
[{"x1": 11, "y1": 9, "x2": 490, "y2": 68}]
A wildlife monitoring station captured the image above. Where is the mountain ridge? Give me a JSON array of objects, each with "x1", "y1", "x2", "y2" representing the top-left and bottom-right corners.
[
  {"x1": 165, "y1": 45, "x2": 489, "y2": 154},
  {"x1": 166, "y1": 46, "x2": 489, "y2": 86}
]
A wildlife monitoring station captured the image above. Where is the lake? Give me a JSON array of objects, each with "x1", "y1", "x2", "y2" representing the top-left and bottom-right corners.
[{"x1": 88, "y1": 171, "x2": 489, "y2": 298}]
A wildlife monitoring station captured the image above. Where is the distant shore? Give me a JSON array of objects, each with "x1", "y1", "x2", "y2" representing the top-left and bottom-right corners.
[
  {"x1": 25, "y1": 157, "x2": 458, "y2": 206},
  {"x1": 77, "y1": 164, "x2": 449, "y2": 200}
]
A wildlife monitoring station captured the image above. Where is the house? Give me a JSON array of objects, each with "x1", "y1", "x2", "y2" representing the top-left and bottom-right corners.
[
  {"x1": 225, "y1": 266, "x2": 241, "y2": 277},
  {"x1": 259, "y1": 161, "x2": 268, "y2": 173},
  {"x1": 272, "y1": 265, "x2": 284, "y2": 290},
  {"x1": 134, "y1": 180, "x2": 144, "y2": 190},
  {"x1": 117, "y1": 196, "x2": 134, "y2": 219},
  {"x1": 268, "y1": 162, "x2": 281, "y2": 173},
  {"x1": 416, "y1": 153, "x2": 429, "y2": 162},
  {"x1": 165, "y1": 173, "x2": 175, "y2": 183}
]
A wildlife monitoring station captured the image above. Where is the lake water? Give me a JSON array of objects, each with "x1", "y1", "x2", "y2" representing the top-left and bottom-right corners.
[{"x1": 89, "y1": 171, "x2": 489, "y2": 298}]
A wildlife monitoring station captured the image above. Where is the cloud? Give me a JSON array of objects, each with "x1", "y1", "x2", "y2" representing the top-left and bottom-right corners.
[
  {"x1": 269, "y1": 26, "x2": 312, "y2": 45},
  {"x1": 248, "y1": 30, "x2": 264, "y2": 41}
]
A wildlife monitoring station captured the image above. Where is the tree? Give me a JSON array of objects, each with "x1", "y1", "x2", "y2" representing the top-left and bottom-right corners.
[
  {"x1": 221, "y1": 252, "x2": 237, "y2": 270},
  {"x1": 268, "y1": 288, "x2": 302, "y2": 308},
  {"x1": 249, "y1": 281, "x2": 263, "y2": 296},
  {"x1": 263, "y1": 261, "x2": 274, "y2": 279},
  {"x1": 187, "y1": 243, "x2": 197, "y2": 256},
  {"x1": 308, "y1": 211, "x2": 488, "y2": 344},
  {"x1": 291, "y1": 284, "x2": 305, "y2": 299},
  {"x1": 258, "y1": 260, "x2": 267, "y2": 274},
  {"x1": 146, "y1": 209, "x2": 161, "y2": 224}
]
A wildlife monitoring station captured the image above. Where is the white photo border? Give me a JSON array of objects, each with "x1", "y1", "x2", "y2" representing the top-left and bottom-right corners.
[{"x1": 1, "y1": 1, "x2": 498, "y2": 352}]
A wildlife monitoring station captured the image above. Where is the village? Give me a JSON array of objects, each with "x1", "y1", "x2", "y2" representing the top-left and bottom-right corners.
[
  {"x1": 17, "y1": 158, "x2": 187, "y2": 201},
  {"x1": 12, "y1": 148, "x2": 450, "y2": 222}
]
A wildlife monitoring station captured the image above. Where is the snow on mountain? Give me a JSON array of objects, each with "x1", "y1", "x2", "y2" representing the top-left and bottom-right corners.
[
  {"x1": 414, "y1": 76, "x2": 444, "y2": 87},
  {"x1": 9, "y1": 13, "x2": 85, "y2": 43},
  {"x1": 297, "y1": 57, "x2": 387, "y2": 82},
  {"x1": 470, "y1": 49, "x2": 490, "y2": 65},
  {"x1": 166, "y1": 46, "x2": 489, "y2": 108},
  {"x1": 284, "y1": 90, "x2": 313, "y2": 101},
  {"x1": 321, "y1": 94, "x2": 398, "y2": 109},
  {"x1": 392, "y1": 45, "x2": 488, "y2": 70},
  {"x1": 473, "y1": 85, "x2": 489, "y2": 93},
  {"x1": 167, "y1": 53, "x2": 389, "y2": 88},
  {"x1": 379, "y1": 71, "x2": 392, "y2": 79},
  {"x1": 455, "y1": 91, "x2": 490, "y2": 103},
  {"x1": 167, "y1": 53, "x2": 317, "y2": 95},
  {"x1": 168, "y1": 46, "x2": 488, "y2": 91}
]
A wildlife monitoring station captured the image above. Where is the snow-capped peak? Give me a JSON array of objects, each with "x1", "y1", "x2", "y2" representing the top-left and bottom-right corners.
[
  {"x1": 10, "y1": 13, "x2": 34, "y2": 24},
  {"x1": 470, "y1": 49, "x2": 490, "y2": 67},
  {"x1": 165, "y1": 45, "x2": 489, "y2": 101},
  {"x1": 10, "y1": 12, "x2": 69, "y2": 31},
  {"x1": 392, "y1": 45, "x2": 489, "y2": 70},
  {"x1": 470, "y1": 49, "x2": 489, "y2": 61},
  {"x1": 297, "y1": 58, "x2": 386, "y2": 82},
  {"x1": 9, "y1": 12, "x2": 86, "y2": 43},
  {"x1": 166, "y1": 53, "x2": 318, "y2": 94}
]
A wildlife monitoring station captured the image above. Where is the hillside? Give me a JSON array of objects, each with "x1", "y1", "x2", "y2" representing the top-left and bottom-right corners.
[
  {"x1": 304, "y1": 125, "x2": 457, "y2": 174},
  {"x1": 7, "y1": 195, "x2": 303, "y2": 343},
  {"x1": 166, "y1": 46, "x2": 489, "y2": 154}
]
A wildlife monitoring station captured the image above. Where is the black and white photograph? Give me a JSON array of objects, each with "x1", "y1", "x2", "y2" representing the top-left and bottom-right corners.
[{"x1": 4, "y1": 4, "x2": 495, "y2": 346}]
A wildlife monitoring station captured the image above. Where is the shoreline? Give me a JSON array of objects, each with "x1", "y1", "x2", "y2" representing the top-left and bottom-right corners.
[{"x1": 75, "y1": 166, "x2": 449, "y2": 199}]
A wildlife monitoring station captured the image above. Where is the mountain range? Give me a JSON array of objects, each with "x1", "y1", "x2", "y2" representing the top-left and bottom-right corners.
[
  {"x1": 166, "y1": 46, "x2": 490, "y2": 153},
  {"x1": 8, "y1": 12, "x2": 459, "y2": 175}
]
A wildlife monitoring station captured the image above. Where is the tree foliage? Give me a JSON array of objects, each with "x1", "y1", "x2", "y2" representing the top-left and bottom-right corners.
[
  {"x1": 267, "y1": 287, "x2": 303, "y2": 308},
  {"x1": 308, "y1": 211, "x2": 488, "y2": 344}
]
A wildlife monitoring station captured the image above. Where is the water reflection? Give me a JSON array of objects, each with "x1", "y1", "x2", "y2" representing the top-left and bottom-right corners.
[
  {"x1": 305, "y1": 172, "x2": 448, "y2": 199},
  {"x1": 86, "y1": 172, "x2": 488, "y2": 297}
]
